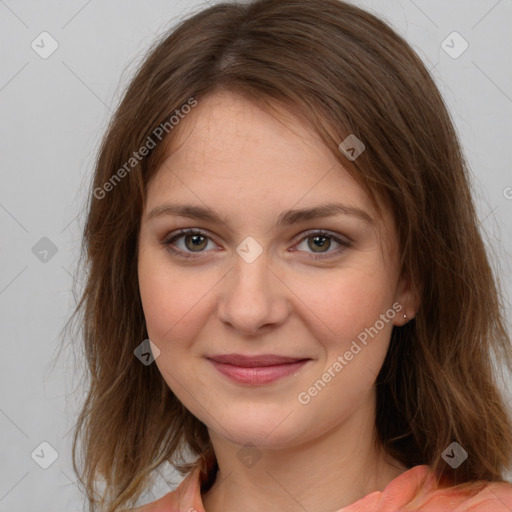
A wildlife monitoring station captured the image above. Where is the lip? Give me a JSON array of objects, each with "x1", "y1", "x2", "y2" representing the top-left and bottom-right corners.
[{"x1": 207, "y1": 354, "x2": 311, "y2": 385}]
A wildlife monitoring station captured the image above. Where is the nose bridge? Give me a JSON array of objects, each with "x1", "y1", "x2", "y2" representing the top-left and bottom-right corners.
[{"x1": 217, "y1": 240, "x2": 288, "y2": 333}]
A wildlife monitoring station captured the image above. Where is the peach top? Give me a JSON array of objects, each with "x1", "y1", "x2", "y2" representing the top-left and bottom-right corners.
[{"x1": 133, "y1": 462, "x2": 512, "y2": 512}]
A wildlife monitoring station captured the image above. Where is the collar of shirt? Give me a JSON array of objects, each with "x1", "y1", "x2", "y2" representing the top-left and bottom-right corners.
[{"x1": 135, "y1": 460, "x2": 512, "y2": 512}]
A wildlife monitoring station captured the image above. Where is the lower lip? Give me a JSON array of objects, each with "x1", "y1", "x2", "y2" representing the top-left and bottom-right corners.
[{"x1": 209, "y1": 359, "x2": 310, "y2": 385}]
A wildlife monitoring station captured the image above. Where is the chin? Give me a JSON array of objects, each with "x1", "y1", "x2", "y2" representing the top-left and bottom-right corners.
[{"x1": 208, "y1": 407, "x2": 309, "y2": 449}]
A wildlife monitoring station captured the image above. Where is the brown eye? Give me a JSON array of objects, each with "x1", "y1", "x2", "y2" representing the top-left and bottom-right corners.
[
  {"x1": 184, "y1": 233, "x2": 208, "y2": 252},
  {"x1": 308, "y1": 235, "x2": 331, "y2": 253},
  {"x1": 294, "y1": 230, "x2": 351, "y2": 260},
  {"x1": 162, "y1": 229, "x2": 216, "y2": 258}
]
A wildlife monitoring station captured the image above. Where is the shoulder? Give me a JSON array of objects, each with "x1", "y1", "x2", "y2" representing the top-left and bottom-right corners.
[
  {"x1": 122, "y1": 466, "x2": 204, "y2": 512},
  {"x1": 387, "y1": 467, "x2": 512, "y2": 512},
  {"x1": 418, "y1": 479, "x2": 512, "y2": 511},
  {"x1": 343, "y1": 465, "x2": 512, "y2": 512}
]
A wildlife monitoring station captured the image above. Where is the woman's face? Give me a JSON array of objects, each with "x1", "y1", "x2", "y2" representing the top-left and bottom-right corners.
[{"x1": 138, "y1": 91, "x2": 413, "y2": 450}]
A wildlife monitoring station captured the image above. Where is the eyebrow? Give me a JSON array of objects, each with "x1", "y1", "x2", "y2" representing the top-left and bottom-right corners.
[{"x1": 147, "y1": 201, "x2": 374, "y2": 227}]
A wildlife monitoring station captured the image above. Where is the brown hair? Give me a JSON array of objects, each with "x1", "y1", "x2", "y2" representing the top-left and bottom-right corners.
[{"x1": 65, "y1": 0, "x2": 512, "y2": 510}]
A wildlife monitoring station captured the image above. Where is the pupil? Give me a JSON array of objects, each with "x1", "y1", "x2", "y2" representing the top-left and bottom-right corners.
[
  {"x1": 186, "y1": 234, "x2": 207, "y2": 251},
  {"x1": 310, "y1": 235, "x2": 330, "y2": 252}
]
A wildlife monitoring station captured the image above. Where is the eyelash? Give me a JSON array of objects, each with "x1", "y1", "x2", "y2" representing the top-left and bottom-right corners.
[{"x1": 161, "y1": 228, "x2": 351, "y2": 261}]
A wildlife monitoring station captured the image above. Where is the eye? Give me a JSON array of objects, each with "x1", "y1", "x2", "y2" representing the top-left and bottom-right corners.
[
  {"x1": 292, "y1": 230, "x2": 351, "y2": 260},
  {"x1": 162, "y1": 228, "x2": 351, "y2": 261},
  {"x1": 162, "y1": 228, "x2": 217, "y2": 259}
]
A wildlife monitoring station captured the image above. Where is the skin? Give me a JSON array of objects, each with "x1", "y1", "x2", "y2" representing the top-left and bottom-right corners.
[{"x1": 137, "y1": 91, "x2": 418, "y2": 512}]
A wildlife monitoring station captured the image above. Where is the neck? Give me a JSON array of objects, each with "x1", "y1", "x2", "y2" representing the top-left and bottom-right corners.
[{"x1": 202, "y1": 395, "x2": 407, "y2": 512}]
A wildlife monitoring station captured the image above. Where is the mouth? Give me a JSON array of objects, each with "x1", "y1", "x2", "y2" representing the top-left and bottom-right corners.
[{"x1": 207, "y1": 354, "x2": 312, "y2": 385}]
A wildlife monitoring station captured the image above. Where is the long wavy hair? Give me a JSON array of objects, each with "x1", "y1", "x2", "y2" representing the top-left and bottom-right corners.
[{"x1": 64, "y1": 0, "x2": 512, "y2": 510}]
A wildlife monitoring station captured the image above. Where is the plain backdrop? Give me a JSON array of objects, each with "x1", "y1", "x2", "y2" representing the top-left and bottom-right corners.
[{"x1": 1, "y1": 1, "x2": 511, "y2": 510}]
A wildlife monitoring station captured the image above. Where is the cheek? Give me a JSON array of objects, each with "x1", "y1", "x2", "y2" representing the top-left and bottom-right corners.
[
  {"x1": 138, "y1": 253, "x2": 216, "y2": 403},
  {"x1": 290, "y1": 263, "x2": 396, "y2": 342},
  {"x1": 138, "y1": 250, "x2": 214, "y2": 349}
]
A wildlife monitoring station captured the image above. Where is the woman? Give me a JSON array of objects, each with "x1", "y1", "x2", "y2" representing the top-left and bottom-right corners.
[{"x1": 70, "y1": 0, "x2": 512, "y2": 510}]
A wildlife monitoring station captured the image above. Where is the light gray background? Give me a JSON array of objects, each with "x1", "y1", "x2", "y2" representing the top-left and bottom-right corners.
[{"x1": 1, "y1": 1, "x2": 511, "y2": 511}]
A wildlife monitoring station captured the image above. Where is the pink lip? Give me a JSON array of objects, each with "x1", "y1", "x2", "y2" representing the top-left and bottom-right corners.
[{"x1": 207, "y1": 354, "x2": 311, "y2": 385}]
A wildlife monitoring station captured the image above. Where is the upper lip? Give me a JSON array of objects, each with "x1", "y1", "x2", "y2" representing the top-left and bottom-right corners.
[{"x1": 207, "y1": 354, "x2": 310, "y2": 367}]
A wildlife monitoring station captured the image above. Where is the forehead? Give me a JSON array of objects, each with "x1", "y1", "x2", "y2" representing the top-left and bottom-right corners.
[{"x1": 148, "y1": 91, "x2": 372, "y2": 212}]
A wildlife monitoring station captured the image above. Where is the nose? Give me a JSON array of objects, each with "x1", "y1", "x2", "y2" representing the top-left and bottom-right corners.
[{"x1": 216, "y1": 248, "x2": 291, "y2": 336}]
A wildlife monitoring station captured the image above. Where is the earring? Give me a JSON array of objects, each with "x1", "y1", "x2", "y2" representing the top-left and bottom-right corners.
[{"x1": 403, "y1": 313, "x2": 407, "y2": 320}]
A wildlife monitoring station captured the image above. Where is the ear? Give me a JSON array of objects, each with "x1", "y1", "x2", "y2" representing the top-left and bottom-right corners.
[{"x1": 393, "y1": 272, "x2": 421, "y2": 326}]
